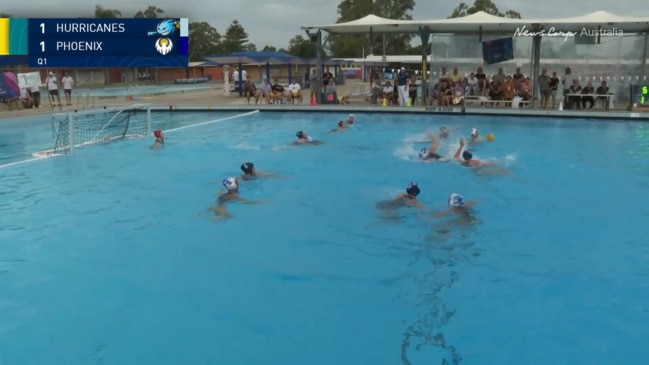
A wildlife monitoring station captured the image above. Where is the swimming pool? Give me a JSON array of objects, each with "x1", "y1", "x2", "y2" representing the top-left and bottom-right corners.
[{"x1": 1, "y1": 111, "x2": 649, "y2": 364}]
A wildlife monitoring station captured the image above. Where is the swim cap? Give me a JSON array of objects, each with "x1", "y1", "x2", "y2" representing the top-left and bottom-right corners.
[
  {"x1": 306, "y1": 136, "x2": 313, "y2": 142},
  {"x1": 348, "y1": 114, "x2": 354, "y2": 118},
  {"x1": 418, "y1": 147, "x2": 429, "y2": 159},
  {"x1": 406, "y1": 182, "x2": 420, "y2": 196},
  {"x1": 240, "y1": 162, "x2": 254, "y2": 174},
  {"x1": 296, "y1": 131, "x2": 304, "y2": 138},
  {"x1": 440, "y1": 126, "x2": 447, "y2": 131},
  {"x1": 338, "y1": 121, "x2": 344, "y2": 127},
  {"x1": 448, "y1": 193, "x2": 465, "y2": 207},
  {"x1": 222, "y1": 177, "x2": 237, "y2": 191},
  {"x1": 154, "y1": 130, "x2": 162, "y2": 138},
  {"x1": 462, "y1": 150, "x2": 473, "y2": 160},
  {"x1": 471, "y1": 128, "x2": 478, "y2": 136}
]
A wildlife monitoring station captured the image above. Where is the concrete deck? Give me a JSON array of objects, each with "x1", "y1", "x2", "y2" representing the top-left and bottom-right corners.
[{"x1": 2, "y1": 80, "x2": 649, "y2": 121}]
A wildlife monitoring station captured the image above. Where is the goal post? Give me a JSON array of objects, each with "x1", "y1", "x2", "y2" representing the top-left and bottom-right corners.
[{"x1": 36, "y1": 104, "x2": 152, "y2": 156}]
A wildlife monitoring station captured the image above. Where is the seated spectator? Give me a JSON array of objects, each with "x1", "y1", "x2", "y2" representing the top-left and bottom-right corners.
[
  {"x1": 520, "y1": 77, "x2": 533, "y2": 101},
  {"x1": 566, "y1": 79, "x2": 582, "y2": 109},
  {"x1": 581, "y1": 81, "x2": 595, "y2": 109},
  {"x1": 502, "y1": 76, "x2": 516, "y2": 105},
  {"x1": 382, "y1": 81, "x2": 394, "y2": 101},
  {"x1": 439, "y1": 81, "x2": 452, "y2": 106},
  {"x1": 260, "y1": 79, "x2": 272, "y2": 104},
  {"x1": 429, "y1": 83, "x2": 441, "y2": 106},
  {"x1": 489, "y1": 77, "x2": 502, "y2": 100},
  {"x1": 325, "y1": 78, "x2": 337, "y2": 93},
  {"x1": 453, "y1": 80, "x2": 466, "y2": 107},
  {"x1": 20, "y1": 88, "x2": 34, "y2": 108},
  {"x1": 271, "y1": 80, "x2": 286, "y2": 104},
  {"x1": 467, "y1": 73, "x2": 478, "y2": 96},
  {"x1": 595, "y1": 81, "x2": 610, "y2": 110},
  {"x1": 475, "y1": 67, "x2": 488, "y2": 96},
  {"x1": 439, "y1": 67, "x2": 449, "y2": 82},
  {"x1": 243, "y1": 79, "x2": 260, "y2": 104},
  {"x1": 449, "y1": 67, "x2": 462, "y2": 83},
  {"x1": 287, "y1": 79, "x2": 303, "y2": 104}
]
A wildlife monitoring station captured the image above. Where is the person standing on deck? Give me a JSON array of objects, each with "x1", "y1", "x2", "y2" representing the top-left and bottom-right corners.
[{"x1": 397, "y1": 67, "x2": 409, "y2": 106}]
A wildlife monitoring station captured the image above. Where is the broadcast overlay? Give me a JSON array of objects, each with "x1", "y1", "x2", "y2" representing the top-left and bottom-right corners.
[{"x1": 0, "y1": 18, "x2": 189, "y2": 67}]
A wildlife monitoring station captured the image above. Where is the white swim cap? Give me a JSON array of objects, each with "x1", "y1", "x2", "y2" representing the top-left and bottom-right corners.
[
  {"x1": 471, "y1": 128, "x2": 478, "y2": 136},
  {"x1": 348, "y1": 114, "x2": 354, "y2": 118},
  {"x1": 222, "y1": 177, "x2": 237, "y2": 191},
  {"x1": 306, "y1": 136, "x2": 313, "y2": 142},
  {"x1": 448, "y1": 193, "x2": 465, "y2": 207},
  {"x1": 418, "y1": 147, "x2": 428, "y2": 159}
]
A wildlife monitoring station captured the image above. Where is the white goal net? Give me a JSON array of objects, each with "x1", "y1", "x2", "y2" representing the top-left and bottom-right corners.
[{"x1": 36, "y1": 104, "x2": 152, "y2": 156}]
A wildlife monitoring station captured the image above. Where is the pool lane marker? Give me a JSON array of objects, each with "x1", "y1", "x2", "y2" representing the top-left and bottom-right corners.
[
  {"x1": 0, "y1": 110, "x2": 260, "y2": 171},
  {"x1": 164, "y1": 110, "x2": 260, "y2": 133},
  {"x1": 0, "y1": 155, "x2": 55, "y2": 170}
]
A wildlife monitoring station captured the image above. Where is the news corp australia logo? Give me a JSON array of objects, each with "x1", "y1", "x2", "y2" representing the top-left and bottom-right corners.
[{"x1": 513, "y1": 25, "x2": 623, "y2": 41}]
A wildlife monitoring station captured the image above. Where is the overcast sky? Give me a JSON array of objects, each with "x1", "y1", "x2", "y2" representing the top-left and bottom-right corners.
[{"x1": 4, "y1": 0, "x2": 649, "y2": 49}]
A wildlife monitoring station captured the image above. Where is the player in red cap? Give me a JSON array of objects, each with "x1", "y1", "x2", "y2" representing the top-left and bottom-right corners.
[{"x1": 152, "y1": 130, "x2": 164, "y2": 148}]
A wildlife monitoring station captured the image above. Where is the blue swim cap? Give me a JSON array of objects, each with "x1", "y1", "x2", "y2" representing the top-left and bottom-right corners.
[
  {"x1": 418, "y1": 147, "x2": 429, "y2": 159},
  {"x1": 440, "y1": 126, "x2": 447, "y2": 131},
  {"x1": 462, "y1": 150, "x2": 473, "y2": 160},
  {"x1": 338, "y1": 121, "x2": 343, "y2": 127},
  {"x1": 406, "y1": 182, "x2": 420, "y2": 196},
  {"x1": 296, "y1": 131, "x2": 304, "y2": 138},
  {"x1": 448, "y1": 193, "x2": 465, "y2": 207}
]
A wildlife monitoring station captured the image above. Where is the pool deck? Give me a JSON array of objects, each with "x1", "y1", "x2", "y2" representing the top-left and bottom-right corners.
[{"x1": 2, "y1": 80, "x2": 649, "y2": 121}]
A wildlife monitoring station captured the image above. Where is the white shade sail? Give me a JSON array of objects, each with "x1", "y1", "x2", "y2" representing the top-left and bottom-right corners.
[{"x1": 302, "y1": 11, "x2": 649, "y2": 35}]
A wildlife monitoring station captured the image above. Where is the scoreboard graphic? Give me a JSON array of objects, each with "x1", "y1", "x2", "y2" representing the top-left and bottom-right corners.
[{"x1": 0, "y1": 18, "x2": 189, "y2": 67}]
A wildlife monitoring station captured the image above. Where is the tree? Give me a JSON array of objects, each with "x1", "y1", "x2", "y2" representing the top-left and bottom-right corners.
[
  {"x1": 0, "y1": 13, "x2": 12, "y2": 17},
  {"x1": 188, "y1": 21, "x2": 222, "y2": 61},
  {"x1": 447, "y1": 0, "x2": 521, "y2": 58},
  {"x1": 94, "y1": 5, "x2": 121, "y2": 18},
  {"x1": 134, "y1": 6, "x2": 164, "y2": 18},
  {"x1": 244, "y1": 43, "x2": 257, "y2": 52},
  {"x1": 278, "y1": 48, "x2": 289, "y2": 54},
  {"x1": 221, "y1": 20, "x2": 249, "y2": 54},
  {"x1": 287, "y1": 35, "x2": 317, "y2": 58},
  {"x1": 448, "y1": 0, "x2": 521, "y2": 18},
  {"x1": 328, "y1": 0, "x2": 416, "y2": 58},
  {"x1": 262, "y1": 45, "x2": 277, "y2": 52}
]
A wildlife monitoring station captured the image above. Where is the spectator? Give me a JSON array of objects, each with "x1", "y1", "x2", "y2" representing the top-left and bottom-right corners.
[
  {"x1": 61, "y1": 72, "x2": 75, "y2": 106},
  {"x1": 408, "y1": 75, "x2": 418, "y2": 106},
  {"x1": 538, "y1": 68, "x2": 551, "y2": 109},
  {"x1": 595, "y1": 81, "x2": 610, "y2": 110},
  {"x1": 28, "y1": 84, "x2": 41, "y2": 108},
  {"x1": 467, "y1": 72, "x2": 478, "y2": 96},
  {"x1": 549, "y1": 71, "x2": 560, "y2": 109},
  {"x1": 566, "y1": 79, "x2": 582, "y2": 109},
  {"x1": 581, "y1": 81, "x2": 595, "y2": 109},
  {"x1": 46, "y1": 71, "x2": 61, "y2": 107}
]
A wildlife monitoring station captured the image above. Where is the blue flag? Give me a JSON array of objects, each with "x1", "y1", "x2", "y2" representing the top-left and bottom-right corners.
[{"x1": 482, "y1": 37, "x2": 514, "y2": 65}]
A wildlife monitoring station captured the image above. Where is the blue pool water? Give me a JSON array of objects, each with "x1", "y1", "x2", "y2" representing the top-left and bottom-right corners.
[{"x1": 1, "y1": 111, "x2": 649, "y2": 364}]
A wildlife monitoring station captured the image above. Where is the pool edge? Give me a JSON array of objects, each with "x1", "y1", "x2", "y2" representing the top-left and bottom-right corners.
[{"x1": 151, "y1": 105, "x2": 649, "y2": 121}]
